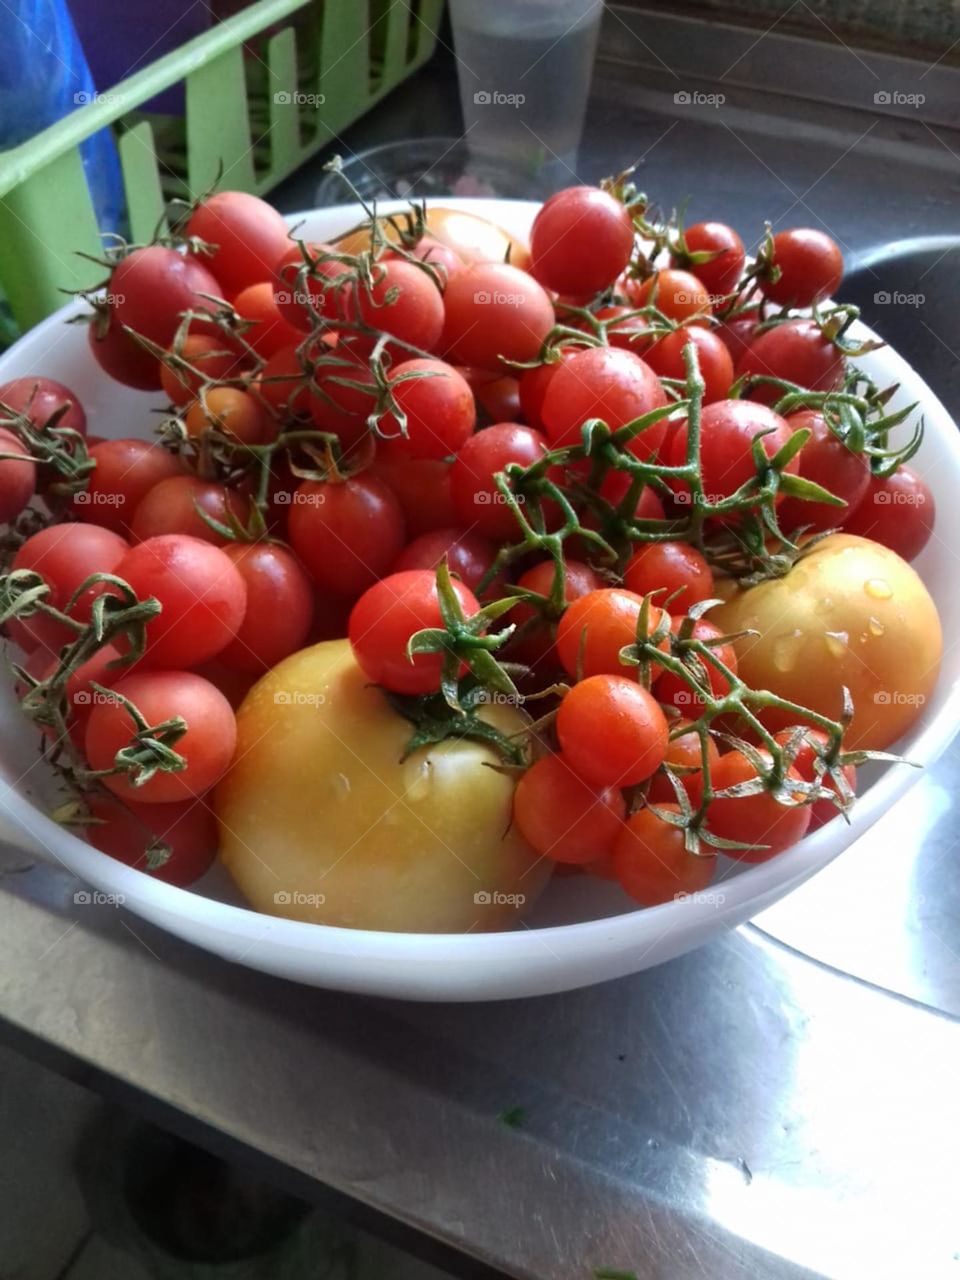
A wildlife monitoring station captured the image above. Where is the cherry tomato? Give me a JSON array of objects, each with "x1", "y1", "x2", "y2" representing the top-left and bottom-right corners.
[
  {"x1": 184, "y1": 387, "x2": 273, "y2": 446},
  {"x1": 461, "y1": 369, "x2": 522, "y2": 423},
  {"x1": 85, "y1": 670, "x2": 236, "y2": 804},
  {"x1": 348, "y1": 569, "x2": 480, "y2": 695},
  {"x1": 613, "y1": 803, "x2": 716, "y2": 906},
  {"x1": 667, "y1": 399, "x2": 797, "y2": 513},
  {"x1": 529, "y1": 186, "x2": 634, "y2": 296},
  {"x1": 131, "y1": 476, "x2": 251, "y2": 545},
  {"x1": 647, "y1": 722, "x2": 721, "y2": 804},
  {"x1": 441, "y1": 263, "x2": 555, "y2": 369},
  {"x1": 513, "y1": 752, "x2": 626, "y2": 864},
  {"x1": 738, "y1": 319, "x2": 844, "y2": 403},
  {"x1": 517, "y1": 347, "x2": 577, "y2": 426},
  {"x1": 655, "y1": 616, "x2": 738, "y2": 714},
  {"x1": 644, "y1": 326, "x2": 734, "y2": 403},
  {"x1": 716, "y1": 307, "x2": 761, "y2": 365},
  {"x1": 88, "y1": 308, "x2": 162, "y2": 391},
  {"x1": 591, "y1": 306, "x2": 656, "y2": 354},
  {"x1": 557, "y1": 673, "x2": 668, "y2": 787},
  {"x1": 114, "y1": 535, "x2": 248, "y2": 668},
  {"x1": 778, "y1": 409, "x2": 870, "y2": 534},
  {"x1": 541, "y1": 346, "x2": 668, "y2": 457},
  {"x1": 672, "y1": 222, "x2": 745, "y2": 297},
  {"x1": 369, "y1": 454, "x2": 457, "y2": 537},
  {"x1": 450, "y1": 422, "x2": 553, "y2": 540},
  {"x1": 111, "y1": 246, "x2": 223, "y2": 349},
  {"x1": 629, "y1": 268, "x2": 712, "y2": 322},
  {"x1": 159, "y1": 333, "x2": 246, "y2": 406},
  {"x1": 349, "y1": 259, "x2": 445, "y2": 355},
  {"x1": 25, "y1": 643, "x2": 126, "y2": 746},
  {"x1": 84, "y1": 793, "x2": 218, "y2": 886},
  {"x1": 7, "y1": 523, "x2": 128, "y2": 655},
  {"x1": 623, "y1": 541, "x2": 714, "y2": 606},
  {"x1": 555, "y1": 588, "x2": 669, "y2": 680},
  {"x1": 0, "y1": 376, "x2": 86, "y2": 436},
  {"x1": 0, "y1": 427, "x2": 36, "y2": 524},
  {"x1": 288, "y1": 474, "x2": 406, "y2": 596},
  {"x1": 773, "y1": 727, "x2": 856, "y2": 827},
  {"x1": 384, "y1": 234, "x2": 462, "y2": 280},
  {"x1": 186, "y1": 191, "x2": 291, "y2": 294},
  {"x1": 689, "y1": 749, "x2": 811, "y2": 861},
  {"x1": 762, "y1": 228, "x2": 843, "y2": 308},
  {"x1": 506, "y1": 558, "x2": 602, "y2": 670},
  {"x1": 376, "y1": 358, "x2": 476, "y2": 460},
  {"x1": 255, "y1": 345, "x2": 311, "y2": 417},
  {"x1": 307, "y1": 349, "x2": 377, "y2": 456},
  {"x1": 274, "y1": 241, "x2": 351, "y2": 330},
  {"x1": 841, "y1": 465, "x2": 934, "y2": 561},
  {"x1": 392, "y1": 527, "x2": 498, "y2": 593},
  {"x1": 217, "y1": 542, "x2": 314, "y2": 674},
  {"x1": 232, "y1": 281, "x2": 305, "y2": 358},
  {"x1": 71, "y1": 439, "x2": 183, "y2": 537}
]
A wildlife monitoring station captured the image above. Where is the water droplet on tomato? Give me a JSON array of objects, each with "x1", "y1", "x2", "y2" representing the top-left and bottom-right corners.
[
  {"x1": 824, "y1": 630, "x2": 849, "y2": 658},
  {"x1": 864, "y1": 577, "x2": 892, "y2": 600},
  {"x1": 868, "y1": 616, "x2": 885, "y2": 637},
  {"x1": 772, "y1": 629, "x2": 804, "y2": 672}
]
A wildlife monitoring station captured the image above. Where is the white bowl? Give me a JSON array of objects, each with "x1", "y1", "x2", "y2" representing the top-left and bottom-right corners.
[{"x1": 1, "y1": 199, "x2": 958, "y2": 1002}]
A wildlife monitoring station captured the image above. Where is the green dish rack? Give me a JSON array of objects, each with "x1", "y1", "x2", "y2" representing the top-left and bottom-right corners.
[{"x1": 0, "y1": 0, "x2": 443, "y2": 335}]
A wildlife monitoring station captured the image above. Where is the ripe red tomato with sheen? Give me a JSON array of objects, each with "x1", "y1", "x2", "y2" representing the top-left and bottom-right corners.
[
  {"x1": 778, "y1": 410, "x2": 871, "y2": 534},
  {"x1": 441, "y1": 263, "x2": 555, "y2": 370},
  {"x1": 461, "y1": 369, "x2": 522, "y2": 423},
  {"x1": 88, "y1": 308, "x2": 162, "y2": 391},
  {"x1": 232, "y1": 281, "x2": 305, "y2": 358},
  {"x1": 529, "y1": 186, "x2": 634, "y2": 296},
  {"x1": 716, "y1": 307, "x2": 761, "y2": 366},
  {"x1": 0, "y1": 376, "x2": 86, "y2": 436},
  {"x1": 7, "y1": 523, "x2": 128, "y2": 655},
  {"x1": 85, "y1": 670, "x2": 236, "y2": 804},
  {"x1": 392, "y1": 527, "x2": 498, "y2": 593},
  {"x1": 623, "y1": 540, "x2": 714, "y2": 606},
  {"x1": 762, "y1": 228, "x2": 843, "y2": 308},
  {"x1": 629, "y1": 269, "x2": 712, "y2": 322},
  {"x1": 184, "y1": 387, "x2": 273, "y2": 447},
  {"x1": 667, "y1": 399, "x2": 797, "y2": 512},
  {"x1": 377, "y1": 359, "x2": 476, "y2": 460},
  {"x1": 217, "y1": 542, "x2": 314, "y2": 674},
  {"x1": 84, "y1": 793, "x2": 218, "y2": 887},
  {"x1": 186, "y1": 191, "x2": 291, "y2": 294},
  {"x1": 385, "y1": 235, "x2": 462, "y2": 280},
  {"x1": 555, "y1": 587, "x2": 669, "y2": 680},
  {"x1": 738, "y1": 319, "x2": 844, "y2": 403},
  {"x1": 450, "y1": 422, "x2": 554, "y2": 540},
  {"x1": 71, "y1": 439, "x2": 183, "y2": 536},
  {"x1": 541, "y1": 346, "x2": 668, "y2": 456},
  {"x1": 672, "y1": 221, "x2": 746, "y2": 297},
  {"x1": 349, "y1": 259, "x2": 445, "y2": 355},
  {"x1": 613, "y1": 804, "x2": 716, "y2": 906},
  {"x1": 841, "y1": 465, "x2": 934, "y2": 562},
  {"x1": 514, "y1": 752, "x2": 626, "y2": 864},
  {"x1": 111, "y1": 246, "x2": 223, "y2": 350},
  {"x1": 644, "y1": 326, "x2": 734, "y2": 402},
  {"x1": 591, "y1": 306, "x2": 656, "y2": 354},
  {"x1": 517, "y1": 347, "x2": 577, "y2": 426},
  {"x1": 348, "y1": 568, "x2": 480, "y2": 695},
  {"x1": 114, "y1": 535, "x2": 248, "y2": 669},
  {"x1": 0, "y1": 427, "x2": 36, "y2": 524},
  {"x1": 131, "y1": 476, "x2": 251, "y2": 545},
  {"x1": 557, "y1": 673, "x2": 668, "y2": 787},
  {"x1": 274, "y1": 242, "x2": 351, "y2": 329},
  {"x1": 689, "y1": 749, "x2": 811, "y2": 861},
  {"x1": 288, "y1": 474, "x2": 406, "y2": 596}
]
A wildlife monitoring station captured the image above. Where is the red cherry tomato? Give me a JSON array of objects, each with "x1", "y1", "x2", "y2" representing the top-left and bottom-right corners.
[
  {"x1": 557, "y1": 673, "x2": 668, "y2": 787},
  {"x1": 738, "y1": 319, "x2": 844, "y2": 403},
  {"x1": 131, "y1": 475, "x2": 251, "y2": 546},
  {"x1": 441, "y1": 263, "x2": 555, "y2": 370},
  {"x1": 778, "y1": 409, "x2": 871, "y2": 534},
  {"x1": 629, "y1": 269, "x2": 712, "y2": 322},
  {"x1": 623, "y1": 541, "x2": 714, "y2": 606},
  {"x1": 0, "y1": 376, "x2": 86, "y2": 436},
  {"x1": 506, "y1": 558, "x2": 602, "y2": 670},
  {"x1": 773, "y1": 727, "x2": 857, "y2": 828},
  {"x1": 111, "y1": 246, "x2": 223, "y2": 350},
  {"x1": 655, "y1": 617, "x2": 738, "y2": 715},
  {"x1": 274, "y1": 242, "x2": 351, "y2": 330},
  {"x1": 71, "y1": 439, "x2": 184, "y2": 537},
  {"x1": 613, "y1": 803, "x2": 716, "y2": 906},
  {"x1": 450, "y1": 422, "x2": 555, "y2": 540},
  {"x1": 186, "y1": 191, "x2": 291, "y2": 294},
  {"x1": 0, "y1": 427, "x2": 36, "y2": 524},
  {"x1": 762, "y1": 228, "x2": 843, "y2": 308},
  {"x1": 392, "y1": 527, "x2": 498, "y2": 593},
  {"x1": 667, "y1": 399, "x2": 797, "y2": 514},
  {"x1": 376, "y1": 359, "x2": 476, "y2": 460},
  {"x1": 541, "y1": 346, "x2": 668, "y2": 457},
  {"x1": 688, "y1": 749, "x2": 811, "y2": 861},
  {"x1": 513, "y1": 752, "x2": 626, "y2": 864},
  {"x1": 232, "y1": 281, "x2": 305, "y2": 358},
  {"x1": 672, "y1": 221, "x2": 746, "y2": 297},
  {"x1": 555, "y1": 588, "x2": 669, "y2": 680},
  {"x1": 84, "y1": 793, "x2": 218, "y2": 886},
  {"x1": 644, "y1": 326, "x2": 734, "y2": 402},
  {"x1": 841, "y1": 465, "x2": 934, "y2": 562},
  {"x1": 369, "y1": 454, "x2": 458, "y2": 538},
  {"x1": 88, "y1": 308, "x2": 162, "y2": 391},
  {"x1": 217, "y1": 542, "x2": 314, "y2": 674},
  {"x1": 529, "y1": 186, "x2": 634, "y2": 296},
  {"x1": 159, "y1": 333, "x2": 248, "y2": 407},
  {"x1": 288, "y1": 474, "x2": 406, "y2": 596}
]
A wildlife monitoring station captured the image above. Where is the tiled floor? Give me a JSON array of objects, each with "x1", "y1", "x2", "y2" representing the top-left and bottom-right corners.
[{"x1": 0, "y1": 1043, "x2": 451, "y2": 1279}]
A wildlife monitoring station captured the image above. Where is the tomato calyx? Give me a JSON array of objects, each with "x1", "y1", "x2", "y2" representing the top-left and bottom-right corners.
[
  {"x1": 384, "y1": 677, "x2": 530, "y2": 768},
  {"x1": 0, "y1": 399, "x2": 94, "y2": 501}
]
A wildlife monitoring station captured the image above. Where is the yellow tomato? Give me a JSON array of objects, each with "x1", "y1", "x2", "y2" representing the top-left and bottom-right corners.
[
  {"x1": 336, "y1": 207, "x2": 531, "y2": 272},
  {"x1": 713, "y1": 534, "x2": 941, "y2": 750},
  {"x1": 215, "y1": 639, "x2": 550, "y2": 933}
]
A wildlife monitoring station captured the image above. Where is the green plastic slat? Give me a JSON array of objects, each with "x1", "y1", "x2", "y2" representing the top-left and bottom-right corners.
[
  {"x1": 265, "y1": 26, "x2": 302, "y2": 182},
  {"x1": 186, "y1": 45, "x2": 256, "y2": 200},
  {"x1": 319, "y1": 0, "x2": 374, "y2": 134},
  {"x1": 369, "y1": 0, "x2": 407, "y2": 89},
  {"x1": 410, "y1": 0, "x2": 444, "y2": 67},
  {"x1": 118, "y1": 122, "x2": 169, "y2": 243},
  {"x1": 0, "y1": 149, "x2": 105, "y2": 331}
]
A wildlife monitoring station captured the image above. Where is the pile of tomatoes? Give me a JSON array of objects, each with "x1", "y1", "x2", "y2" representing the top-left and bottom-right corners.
[{"x1": 0, "y1": 176, "x2": 942, "y2": 925}]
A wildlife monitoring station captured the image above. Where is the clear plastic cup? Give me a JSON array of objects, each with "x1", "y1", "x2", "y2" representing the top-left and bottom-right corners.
[{"x1": 449, "y1": 0, "x2": 603, "y2": 186}]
